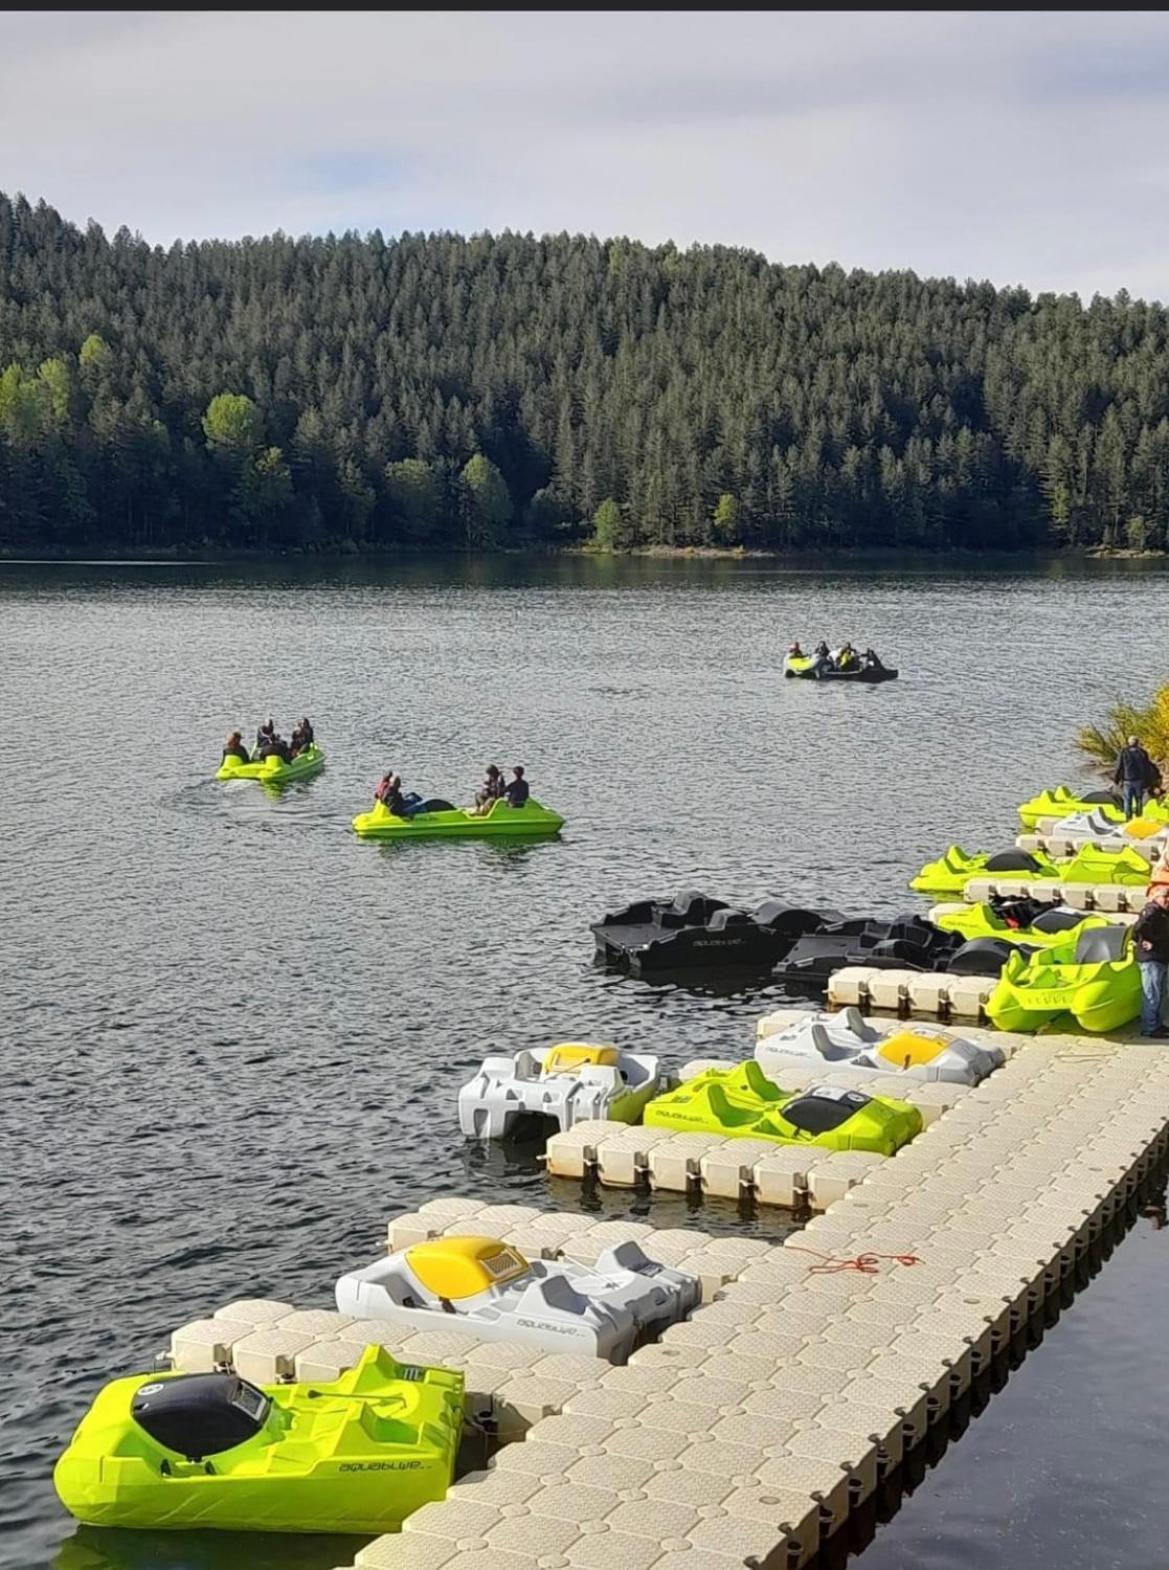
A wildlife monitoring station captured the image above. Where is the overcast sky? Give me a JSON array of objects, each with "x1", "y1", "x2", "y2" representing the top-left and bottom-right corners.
[{"x1": 3, "y1": 10, "x2": 1169, "y2": 301}]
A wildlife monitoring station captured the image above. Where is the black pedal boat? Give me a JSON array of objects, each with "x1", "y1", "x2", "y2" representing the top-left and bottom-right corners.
[{"x1": 591, "y1": 891, "x2": 842, "y2": 974}]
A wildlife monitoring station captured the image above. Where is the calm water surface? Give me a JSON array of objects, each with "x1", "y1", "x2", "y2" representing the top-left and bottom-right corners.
[{"x1": 3, "y1": 553, "x2": 1167, "y2": 1570}]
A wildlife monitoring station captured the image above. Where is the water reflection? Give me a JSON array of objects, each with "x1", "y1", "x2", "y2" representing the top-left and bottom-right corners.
[{"x1": 55, "y1": 1528, "x2": 367, "y2": 1570}]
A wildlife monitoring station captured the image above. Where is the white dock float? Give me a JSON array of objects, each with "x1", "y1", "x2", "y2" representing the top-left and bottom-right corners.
[
  {"x1": 825, "y1": 965, "x2": 996, "y2": 1020},
  {"x1": 961, "y1": 878, "x2": 1146, "y2": 911},
  {"x1": 1016, "y1": 830, "x2": 1145, "y2": 856},
  {"x1": 341, "y1": 1033, "x2": 1169, "y2": 1570},
  {"x1": 545, "y1": 1114, "x2": 894, "y2": 1210}
]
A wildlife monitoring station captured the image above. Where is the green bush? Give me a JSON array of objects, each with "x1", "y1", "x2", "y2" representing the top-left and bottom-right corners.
[{"x1": 1077, "y1": 682, "x2": 1169, "y2": 775}]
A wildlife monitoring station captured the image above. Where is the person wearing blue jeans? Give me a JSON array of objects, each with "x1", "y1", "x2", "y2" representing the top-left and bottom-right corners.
[
  {"x1": 1114, "y1": 735, "x2": 1155, "y2": 821},
  {"x1": 1133, "y1": 887, "x2": 1169, "y2": 1038}
]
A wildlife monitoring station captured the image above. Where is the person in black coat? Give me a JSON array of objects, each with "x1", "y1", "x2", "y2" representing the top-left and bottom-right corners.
[
  {"x1": 1114, "y1": 735, "x2": 1157, "y2": 820},
  {"x1": 503, "y1": 765, "x2": 530, "y2": 807},
  {"x1": 1133, "y1": 885, "x2": 1169, "y2": 1038}
]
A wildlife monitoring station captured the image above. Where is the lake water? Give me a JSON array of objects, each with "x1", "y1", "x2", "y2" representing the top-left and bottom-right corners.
[{"x1": 3, "y1": 552, "x2": 1168, "y2": 1570}]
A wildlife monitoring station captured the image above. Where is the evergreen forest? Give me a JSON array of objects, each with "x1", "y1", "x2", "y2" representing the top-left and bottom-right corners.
[{"x1": 2, "y1": 191, "x2": 1169, "y2": 556}]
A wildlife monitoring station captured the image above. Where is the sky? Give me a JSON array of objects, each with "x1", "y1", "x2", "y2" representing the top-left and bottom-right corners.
[{"x1": 3, "y1": 10, "x2": 1169, "y2": 301}]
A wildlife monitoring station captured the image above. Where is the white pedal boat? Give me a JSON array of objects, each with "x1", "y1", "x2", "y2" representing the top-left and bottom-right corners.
[
  {"x1": 457, "y1": 1042, "x2": 665, "y2": 1139},
  {"x1": 756, "y1": 1007, "x2": 1003, "y2": 1085},
  {"x1": 1049, "y1": 809, "x2": 1169, "y2": 845},
  {"x1": 335, "y1": 1236, "x2": 699, "y2": 1364}
]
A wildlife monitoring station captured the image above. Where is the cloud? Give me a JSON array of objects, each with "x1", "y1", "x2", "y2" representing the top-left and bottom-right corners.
[{"x1": 2, "y1": 11, "x2": 1169, "y2": 300}]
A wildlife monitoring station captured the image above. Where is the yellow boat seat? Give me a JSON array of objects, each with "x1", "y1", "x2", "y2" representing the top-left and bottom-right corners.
[
  {"x1": 542, "y1": 1042, "x2": 620, "y2": 1075},
  {"x1": 1125, "y1": 818, "x2": 1163, "y2": 840},
  {"x1": 872, "y1": 1030, "x2": 948, "y2": 1069},
  {"x1": 406, "y1": 1237, "x2": 530, "y2": 1299}
]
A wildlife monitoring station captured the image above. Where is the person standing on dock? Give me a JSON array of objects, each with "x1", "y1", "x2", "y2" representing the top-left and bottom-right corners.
[
  {"x1": 1133, "y1": 885, "x2": 1169, "y2": 1039},
  {"x1": 1114, "y1": 734, "x2": 1157, "y2": 820}
]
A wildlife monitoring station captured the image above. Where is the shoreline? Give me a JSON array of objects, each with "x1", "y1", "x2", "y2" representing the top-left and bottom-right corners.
[{"x1": 4, "y1": 542, "x2": 1169, "y2": 566}]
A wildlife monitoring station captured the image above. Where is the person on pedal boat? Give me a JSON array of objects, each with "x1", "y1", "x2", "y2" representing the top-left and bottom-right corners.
[
  {"x1": 222, "y1": 730, "x2": 249, "y2": 764},
  {"x1": 254, "y1": 719, "x2": 276, "y2": 756},
  {"x1": 503, "y1": 765, "x2": 530, "y2": 807},
  {"x1": 259, "y1": 731, "x2": 292, "y2": 764},
  {"x1": 473, "y1": 764, "x2": 505, "y2": 813},
  {"x1": 291, "y1": 717, "x2": 314, "y2": 756},
  {"x1": 375, "y1": 771, "x2": 406, "y2": 815}
]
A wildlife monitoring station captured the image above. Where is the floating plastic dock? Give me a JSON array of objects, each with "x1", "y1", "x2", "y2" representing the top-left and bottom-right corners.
[
  {"x1": 331, "y1": 1030, "x2": 1169, "y2": 1570},
  {"x1": 1018, "y1": 829, "x2": 1157, "y2": 857},
  {"x1": 959, "y1": 879, "x2": 1147, "y2": 911},
  {"x1": 824, "y1": 964, "x2": 999, "y2": 1021}
]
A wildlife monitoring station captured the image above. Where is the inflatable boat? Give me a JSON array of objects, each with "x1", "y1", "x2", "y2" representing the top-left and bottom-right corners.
[
  {"x1": 643, "y1": 1062, "x2": 921, "y2": 1155},
  {"x1": 985, "y1": 925, "x2": 1139, "y2": 1034},
  {"x1": 216, "y1": 744, "x2": 325, "y2": 785},
  {"x1": 54, "y1": 1344, "x2": 462, "y2": 1533},
  {"x1": 755, "y1": 1007, "x2": 1004, "y2": 1085},
  {"x1": 352, "y1": 796, "x2": 564, "y2": 839},
  {"x1": 1016, "y1": 787, "x2": 1169, "y2": 831},
  {"x1": 457, "y1": 1042, "x2": 666, "y2": 1139},
  {"x1": 932, "y1": 897, "x2": 1113, "y2": 947},
  {"x1": 783, "y1": 654, "x2": 898, "y2": 683},
  {"x1": 592, "y1": 891, "x2": 839, "y2": 974},
  {"x1": 910, "y1": 843, "x2": 1152, "y2": 897},
  {"x1": 335, "y1": 1236, "x2": 698, "y2": 1364}
]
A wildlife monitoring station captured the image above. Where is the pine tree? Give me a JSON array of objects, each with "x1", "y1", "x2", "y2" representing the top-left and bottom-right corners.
[{"x1": 460, "y1": 453, "x2": 513, "y2": 547}]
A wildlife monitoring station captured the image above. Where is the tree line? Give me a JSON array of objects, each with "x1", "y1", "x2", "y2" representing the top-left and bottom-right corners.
[{"x1": 2, "y1": 190, "x2": 1169, "y2": 555}]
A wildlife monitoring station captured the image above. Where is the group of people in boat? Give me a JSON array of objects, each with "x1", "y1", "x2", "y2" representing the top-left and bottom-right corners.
[
  {"x1": 789, "y1": 641, "x2": 886, "y2": 674},
  {"x1": 222, "y1": 717, "x2": 314, "y2": 766},
  {"x1": 373, "y1": 762, "x2": 531, "y2": 818}
]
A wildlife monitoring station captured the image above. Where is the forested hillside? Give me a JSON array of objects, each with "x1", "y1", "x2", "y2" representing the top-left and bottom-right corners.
[{"x1": 2, "y1": 191, "x2": 1169, "y2": 555}]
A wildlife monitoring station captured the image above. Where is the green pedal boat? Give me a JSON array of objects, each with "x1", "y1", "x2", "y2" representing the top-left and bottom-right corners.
[
  {"x1": 216, "y1": 744, "x2": 325, "y2": 785},
  {"x1": 54, "y1": 1344, "x2": 462, "y2": 1534},
  {"x1": 985, "y1": 925, "x2": 1139, "y2": 1034},
  {"x1": 643, "y1": 1060, "x2": 921, "y2": 1156},
  {"x1": 933, "y1": 901, "x2": 1113, "y2": 947},
  {"x1": 353, "y1": 796, "x2": 564, "y2": 840},
  {"x1": 910, "y1": 843, "x2": 1152, "y2": 898}
]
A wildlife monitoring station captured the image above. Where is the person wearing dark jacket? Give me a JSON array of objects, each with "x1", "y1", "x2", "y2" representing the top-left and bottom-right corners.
[
  {"x1": 222, "y1": 730, "x2": 249, "y2": 764},
  {"x1": 1133, "y1": 885, "x2": 1169, "y2": 1038},
  {"x1": 260, "y1": 734, "x2": 292, "y2": 764},
  {"x1": 1114, "y1": 735, "x2": 1157, "y2": 820},
  {"x1": 503, "y1": 765, "x2": 530, "y2": 807},
  {"x1": 374, "y1": 772, "x2": 404, "y2": 813}
]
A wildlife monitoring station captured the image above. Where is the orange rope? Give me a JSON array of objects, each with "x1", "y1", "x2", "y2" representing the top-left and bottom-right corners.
[{"x1": 784, "y1": 1244, "x2": 922, "y2": 1274}]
